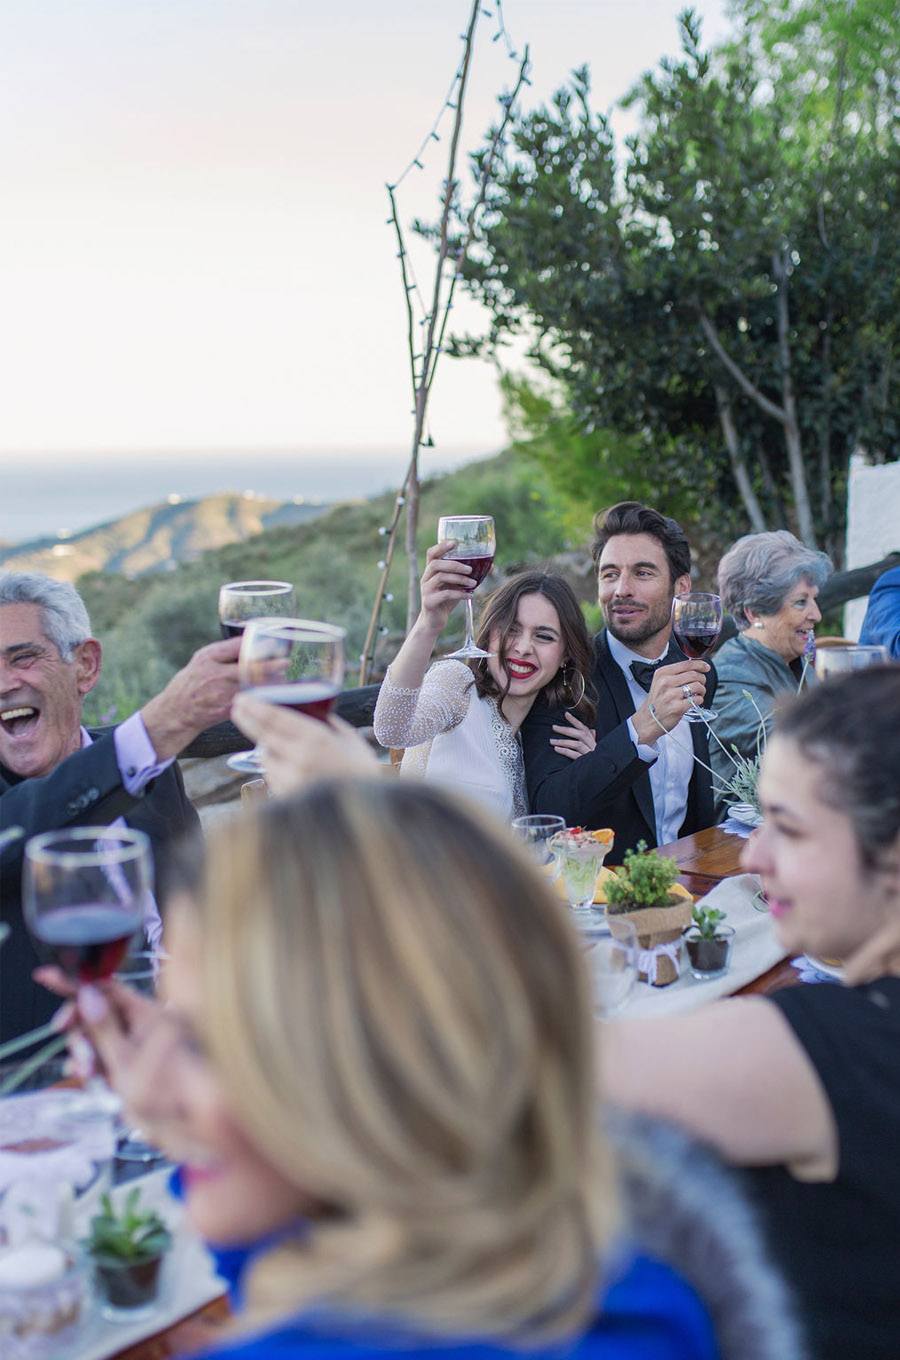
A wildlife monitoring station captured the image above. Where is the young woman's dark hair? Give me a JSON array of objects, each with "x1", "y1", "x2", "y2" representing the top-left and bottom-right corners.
[
  {"x1": 775, "y1": 666, "x2": 900, "y2": 872},
  {"x1": 591, "y1": 502, "x2": 691, "y2": 585},
  {"x1": 471, "y1": 570, "x2": 596, "y2": 725}
]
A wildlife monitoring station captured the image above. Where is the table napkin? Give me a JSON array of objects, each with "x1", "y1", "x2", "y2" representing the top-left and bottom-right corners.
[{"x1": 614, "y1": 873, "x2": 785, "y2": 1019}]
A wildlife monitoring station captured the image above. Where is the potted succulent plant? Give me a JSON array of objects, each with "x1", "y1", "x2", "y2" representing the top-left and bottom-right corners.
[
  {"x1": 684, "y1": 904, "x2": 735, "y2": 980},
  {"x1": 84, "y1": 1188, "x2": 172, "y2": 1319},
  {"x1": 605, "y1": 843, "x2": 693, "y2": 987}
]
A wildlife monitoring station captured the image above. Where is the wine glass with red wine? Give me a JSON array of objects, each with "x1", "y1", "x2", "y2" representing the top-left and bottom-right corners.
[
  {"x1": 671, "y1": 591, "x2": 722, "y2": 723},
  {"x1": 23, "y1": 827, "x2": 151, "y2": 983},
  {"x1": 437, "y1": 515, "x2": 496, "y2": 660},
  {"x1": 226, "y1": 618, "x2": 346, "y2": 774},
  {"x1": 218, "y1": 580, "x2": 296, "y2": 639}
]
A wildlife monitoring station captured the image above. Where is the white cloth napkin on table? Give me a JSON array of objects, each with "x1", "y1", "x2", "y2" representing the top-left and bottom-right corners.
[{"x1": 616, "y1": 873, "x2": 785, "y2": 1019}]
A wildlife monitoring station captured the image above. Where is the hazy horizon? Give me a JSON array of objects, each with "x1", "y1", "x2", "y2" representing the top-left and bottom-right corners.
[{"x1": 1, "y1": 444, "x2": 500, "y2": 545}]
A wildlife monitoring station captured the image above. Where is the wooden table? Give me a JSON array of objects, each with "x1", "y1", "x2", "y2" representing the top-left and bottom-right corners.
[{"x1": 113, "y1": 824, "x2": 793, "y2": 1358}]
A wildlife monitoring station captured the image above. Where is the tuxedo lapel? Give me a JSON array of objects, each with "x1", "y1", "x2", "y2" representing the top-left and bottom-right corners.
[{"x1": 595, "y1": 632, "x2": 657, "y2": 841}]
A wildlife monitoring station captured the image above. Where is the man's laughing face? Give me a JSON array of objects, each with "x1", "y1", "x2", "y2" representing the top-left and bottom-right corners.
[{"x1": 0, "y1": 603, "x2": 101, "y2": 779}]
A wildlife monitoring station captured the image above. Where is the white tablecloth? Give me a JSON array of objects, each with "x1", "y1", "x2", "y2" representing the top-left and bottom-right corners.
[{"x1": 615, "y1": 873, "x2": 785, "y2": 1019}]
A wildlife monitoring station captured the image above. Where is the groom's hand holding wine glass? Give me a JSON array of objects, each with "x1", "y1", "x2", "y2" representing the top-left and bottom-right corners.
[
  {"x1": 140, "y1": 635, "x2": 242, "y2": 761},
  {"x1": 631, "y1": 659, "x2": 711, "y2": 744}
]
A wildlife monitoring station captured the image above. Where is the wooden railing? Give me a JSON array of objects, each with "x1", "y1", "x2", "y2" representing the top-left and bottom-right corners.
[{"x1": 180, "y1": 550, "x2": 899, "y2": 759}]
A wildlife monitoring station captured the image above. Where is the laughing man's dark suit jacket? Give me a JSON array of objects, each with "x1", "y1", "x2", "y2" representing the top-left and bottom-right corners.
[
  {"x1": 521, "y1": 630, "x2": 716, "y2": 858},
  {"x1": 0, "y1": 729, "x2": 198, "y2": 1042}
]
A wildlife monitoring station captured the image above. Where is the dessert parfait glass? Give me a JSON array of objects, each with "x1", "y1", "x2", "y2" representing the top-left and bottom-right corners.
[{"x1": 549, "y1": 828, "x2": 614, "y2": 925}]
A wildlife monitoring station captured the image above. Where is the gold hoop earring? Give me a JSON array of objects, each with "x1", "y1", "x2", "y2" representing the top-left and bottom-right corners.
[{"x1": 562, "y1": 664, "x2": 586, "y2": 707}]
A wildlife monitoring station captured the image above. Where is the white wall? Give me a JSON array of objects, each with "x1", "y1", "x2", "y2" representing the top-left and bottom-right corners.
[{"x1": 843, "y1": 456, "x2": 900, "y2": 639}]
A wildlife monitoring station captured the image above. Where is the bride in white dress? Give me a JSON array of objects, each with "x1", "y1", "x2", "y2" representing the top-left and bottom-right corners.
[{"x1": 374, "y1": 543, "x2": 597, "y2": 821}]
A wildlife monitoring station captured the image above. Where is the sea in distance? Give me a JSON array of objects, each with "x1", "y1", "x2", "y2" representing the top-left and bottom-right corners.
[{"x1": 2, "y1": 447, "x2": 492, "y2": 547}]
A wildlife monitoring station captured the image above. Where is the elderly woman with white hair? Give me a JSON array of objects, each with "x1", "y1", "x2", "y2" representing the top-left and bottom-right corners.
[{"x1": 711, "y1": 531, "x2": 831, "y2": 815}]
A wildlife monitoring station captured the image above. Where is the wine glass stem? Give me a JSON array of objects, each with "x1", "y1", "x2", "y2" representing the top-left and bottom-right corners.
[{"x1": 463, "y1": 595, "x2": 477, "y2": 650}]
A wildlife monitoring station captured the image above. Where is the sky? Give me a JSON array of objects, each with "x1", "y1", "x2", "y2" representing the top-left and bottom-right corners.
[{"x1": 0, "y1": 0, "x2": 730, "y2": 464}]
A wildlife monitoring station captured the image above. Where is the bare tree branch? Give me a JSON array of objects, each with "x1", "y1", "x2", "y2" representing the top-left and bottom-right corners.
[
  {"x1": 713, "y1": 384, "x2": 768, "y2": 532},
  {"x1": 697, "y1": 310, "x2": 786, "y2": 425}
]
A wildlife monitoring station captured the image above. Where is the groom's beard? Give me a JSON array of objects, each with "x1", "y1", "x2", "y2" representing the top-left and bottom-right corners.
[{"x1": 604, "y1": 596, "x2": 673, "y2": 649}]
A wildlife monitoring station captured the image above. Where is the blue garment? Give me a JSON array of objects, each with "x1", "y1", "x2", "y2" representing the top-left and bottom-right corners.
[
  {"x1": 859, "y1": 565, "x2": 900, "y2": 660},
  {"x1": 190, "y1": 1244, "x2": 719, "y2": 1360}
]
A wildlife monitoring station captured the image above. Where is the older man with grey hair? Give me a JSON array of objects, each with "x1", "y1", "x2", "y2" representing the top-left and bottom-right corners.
[
  {"x1": 0, "y1": 571, "x2": 241, "y2": 1041},
  {"x1": 711, "y1": 531, "x2": 832, "y2": 817}
]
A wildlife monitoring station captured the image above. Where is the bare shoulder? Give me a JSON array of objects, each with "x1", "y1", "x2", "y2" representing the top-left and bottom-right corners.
[{"x1": 604, "y1": 996, "x2": 837, "y2": 1173}]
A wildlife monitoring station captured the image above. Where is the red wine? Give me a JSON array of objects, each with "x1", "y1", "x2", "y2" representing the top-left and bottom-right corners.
[
  {"x1": 220, "y1": 621, "x2": 246, "y2": 640},
  {"x1": 251, "y1": 681, "x2": 340, "y2": 722},
  {"x1": 34, "y1": 905, "x2": 141, "y2": 982},
  {"x1": 454, "y1": 553, "x2": 494, "y2": 588},
  {"x1": 674, "y1": 627, "x2": 720, "y2": 660}
]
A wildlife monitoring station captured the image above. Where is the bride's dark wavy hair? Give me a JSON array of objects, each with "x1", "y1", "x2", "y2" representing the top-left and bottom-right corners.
[{"x1": 470, "y1": 571, "x2": 596, "y2": 726}]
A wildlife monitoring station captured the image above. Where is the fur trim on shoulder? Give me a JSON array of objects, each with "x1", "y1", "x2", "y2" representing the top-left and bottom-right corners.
[{"x1": 608, "y1": 1111, "x2": 808, "y2": 1360}]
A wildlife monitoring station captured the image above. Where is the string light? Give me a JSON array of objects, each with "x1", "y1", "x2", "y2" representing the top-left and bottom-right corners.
[{"x1": 360, "y1": 4, "x2": 529, "y2": 688}]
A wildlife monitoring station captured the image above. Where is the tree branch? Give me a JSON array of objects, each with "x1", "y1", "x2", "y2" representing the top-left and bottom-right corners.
[
  {"x1": 697, "y1": 310, "x2": 786, "y2": 425},
  {"x1": 713, "y1": 384, "x2": 768, "y2": 532}
]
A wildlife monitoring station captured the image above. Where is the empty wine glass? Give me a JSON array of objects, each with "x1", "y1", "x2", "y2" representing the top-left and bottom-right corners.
[
  {"x1": 113, "y1": 949, "x2": 169, "y2": 1164},
  {"x1": 671, "y1": 592, "x2": 722, "y2": 723},
  {"x1": 581, "y1": 919, "x2": 638, "y2": 1019},
  {"x1": 218, "y1": 580, "x2": 296, "y2": 639},
  {"x1": 437, "y1": 515, "x2": 496, "y2": 660},
  {"x1": 227, "y1": 618, "x2": 346, "y2": 774},
  {"x1": 512, "y1": 815, "x2": 566, "y2": 868}
]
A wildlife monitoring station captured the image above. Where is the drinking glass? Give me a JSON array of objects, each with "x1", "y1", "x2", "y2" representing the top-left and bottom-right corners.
[
  {"x1": 218, "y1": 580, "x2": 296, "y2": 639},
  {"x1": 549, "y1": 829, "x2": 614, "y2": 925},
  {"x1": 511, "y1": 815, "x2": 565, "y2": 868},
  {"x1": 113, "y1": 950, "x2": 168, "y2": 1164},
  {"x1": 671, "y1": 592, "x2": 722, "y2": 722},
  {"x1": 581, "y1": 919, "x2": 638, "y2": 1019},
  {"x1": 23, "y1": 827, "x2": 151, "y2": 984},
  {"x1": 227, "y1": 618, "x2": 346, "y2": 774},
  {"x1": 814, "y1": 643, "x2": 889, "y2": 681},
  {"x1": 437, "y1": 516, "x2": 496, "y2": 660}
]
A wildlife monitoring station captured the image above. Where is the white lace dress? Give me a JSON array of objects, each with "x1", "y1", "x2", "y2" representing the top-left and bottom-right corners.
[{"x1": 373, "y1": 659, "x2": 528, "y2": 822}]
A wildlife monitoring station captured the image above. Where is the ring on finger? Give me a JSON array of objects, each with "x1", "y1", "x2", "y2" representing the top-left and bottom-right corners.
[{"x1": 681, "y1": 684, "x2": 693, "y2": 701}]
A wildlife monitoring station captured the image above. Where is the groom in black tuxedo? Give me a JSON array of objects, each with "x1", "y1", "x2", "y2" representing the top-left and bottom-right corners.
[
  {"x1": 522, "y1": 502, "x2": 716, "y2": 857},
  {"x1": 0, "y1": 572, "x2": 241, "y2": 1041}
]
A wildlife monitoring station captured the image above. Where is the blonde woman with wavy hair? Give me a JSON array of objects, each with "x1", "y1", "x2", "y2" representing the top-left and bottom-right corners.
[{"x1": 63, "y1": 778, "x2": 800, "y2": 1360}]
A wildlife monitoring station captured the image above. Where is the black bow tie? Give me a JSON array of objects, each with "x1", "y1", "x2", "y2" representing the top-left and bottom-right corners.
[{"x1": 629, "y1": 659, "x2": 664, "y2": 692}]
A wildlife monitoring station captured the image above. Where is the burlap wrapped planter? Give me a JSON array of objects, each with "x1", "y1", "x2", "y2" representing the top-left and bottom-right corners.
[{"x1": 607, "y1": 894, "x2": 693, "y2": 987}]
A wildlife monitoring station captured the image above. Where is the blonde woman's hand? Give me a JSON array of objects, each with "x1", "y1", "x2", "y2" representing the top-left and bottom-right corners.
[
  {"x1": 418, "y1": 541, "x2": 475, "y2": 635},
  {"x1": 550, "y1": 712, "x2": 597, "y2": 761},
  {"x1": 32, "y1": 967, "x2": 160, "y2": 1086},
  {"x1": 232, "y1": 694, "x2": 378, "y2": 796}
]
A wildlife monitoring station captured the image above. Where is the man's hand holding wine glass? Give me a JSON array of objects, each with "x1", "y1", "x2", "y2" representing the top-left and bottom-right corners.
[
  {"x1": 631, "y1": 659, "x2": 711, "y2": 744},
  {"x1": 140, "y1": 635, "x2": 242, "y2": 762}
]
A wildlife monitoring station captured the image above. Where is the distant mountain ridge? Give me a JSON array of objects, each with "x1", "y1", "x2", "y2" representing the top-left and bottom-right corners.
[{"x1": 0, "y1": 492, "x2": 330, "y2": 582}]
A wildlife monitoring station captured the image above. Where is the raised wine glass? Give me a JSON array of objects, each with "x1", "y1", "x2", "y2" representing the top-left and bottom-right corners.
[
  {"x1": 226, "y1": 618, "x2": 346, "y2": 774},
  {"x1": 671, "y1": 591, "x2": 722, "y2": 723},
  {"x1": 23, "y1": 827, "x2": 151, "y2": 985},
  {"x1": 218, "y1": 580, "x2": 296, "y2": 639},
  {"x1": 437, "y1": 515, "x2": 496, "y2": 660}
]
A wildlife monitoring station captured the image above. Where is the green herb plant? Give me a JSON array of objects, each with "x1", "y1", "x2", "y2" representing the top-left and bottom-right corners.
[
  {"x1": 605, "y1": 842, "x2": 680, "y2": 912},
  {"x1": 85, "y1": 1189, "x2": 173, "y2": 1266},
  {"x1": 690, "y1": 904, "x2": 728, "y2": 940}
]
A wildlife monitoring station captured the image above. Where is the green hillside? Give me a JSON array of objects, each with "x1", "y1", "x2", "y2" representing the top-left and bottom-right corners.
[{"x1": 80, "y1": 450, "x2": 572, "y2": 725}]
